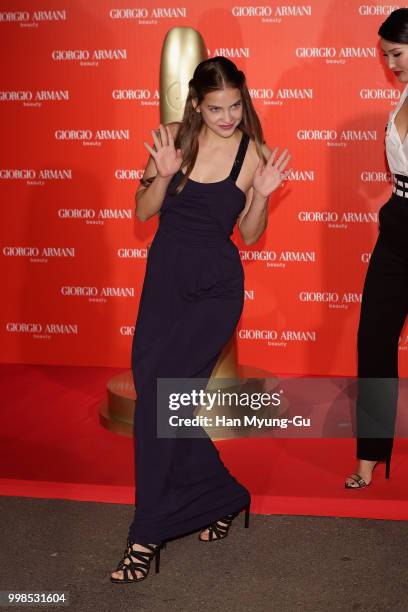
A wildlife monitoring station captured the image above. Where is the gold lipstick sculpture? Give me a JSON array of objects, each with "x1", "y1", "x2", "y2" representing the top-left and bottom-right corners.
[{"x1": 160, "y1": 27, "x2": 207, "y2": 124}]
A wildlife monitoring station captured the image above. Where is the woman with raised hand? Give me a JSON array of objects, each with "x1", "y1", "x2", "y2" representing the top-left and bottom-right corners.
[{"x1": 110, "y1": 56, "x2": 291, "y2": 583}]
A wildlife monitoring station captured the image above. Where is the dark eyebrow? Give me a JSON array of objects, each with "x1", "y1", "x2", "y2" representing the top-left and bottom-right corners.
[
  {"x1": 208, "y1": 99, "x2": 242, "y2": 108},
  {"x1": 382, "y1": 47, "x2": 403, "y2": 53}
]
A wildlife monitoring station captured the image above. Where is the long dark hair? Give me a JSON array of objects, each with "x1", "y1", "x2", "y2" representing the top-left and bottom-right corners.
[
  {"x1": 378, "y1": 8, "x2": 408, "y2": 43},
  {"x1": 173, "y1": 56, "x2": 265, "y2": 193}
]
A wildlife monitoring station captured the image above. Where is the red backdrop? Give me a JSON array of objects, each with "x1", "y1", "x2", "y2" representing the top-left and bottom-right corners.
[{"x1": 1, "y1": 0, "x2": 407, "y2": 376}]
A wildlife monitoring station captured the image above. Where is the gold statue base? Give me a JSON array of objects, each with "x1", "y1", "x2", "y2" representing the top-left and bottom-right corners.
[{"x1": 99, "y1": 364, "x2": 287, "y2": 441}]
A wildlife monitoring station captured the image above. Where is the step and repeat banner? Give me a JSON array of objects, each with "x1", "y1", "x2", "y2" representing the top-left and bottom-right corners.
[{"x1": 1, "y1": 0, "x2": 407, "y2": 375}]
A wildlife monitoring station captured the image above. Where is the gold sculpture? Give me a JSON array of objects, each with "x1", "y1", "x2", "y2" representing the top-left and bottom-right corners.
[{"x1": 160, "y1": 27, "x2": 207, "y2": 124}]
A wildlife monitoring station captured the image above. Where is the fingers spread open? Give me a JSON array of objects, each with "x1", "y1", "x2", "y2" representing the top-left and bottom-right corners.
[
  {"x1": 144, "y1": 142, "x2": 156, "y2": 157},
  {"x1": 278, "y1": 154, "x2": 291, "y2": 172},
  {"x1": 159, "y1": 124, "x2": 168, "y2": 147},
  {"x1": 151, "y1": 129, "x2": 160, "y2": 150},
  {"x1": 267, "y1": 147, "x2": 278, "y2": 165},
  {"x1": 166, "y1": 125, "x2": 174, "y2": 147},
  {"x1": 274, "y1": 148, "x2": 289, "y2": 168}
]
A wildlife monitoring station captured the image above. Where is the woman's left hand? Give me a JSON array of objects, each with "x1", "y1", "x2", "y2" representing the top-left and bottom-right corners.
[{"x1": 252, "y1": 147, "x2": 292, "y2": 198}]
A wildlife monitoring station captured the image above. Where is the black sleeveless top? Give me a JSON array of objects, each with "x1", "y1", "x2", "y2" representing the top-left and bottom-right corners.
[{"x1": 158, "y1": 132, "x2": 250, "y2": 245}]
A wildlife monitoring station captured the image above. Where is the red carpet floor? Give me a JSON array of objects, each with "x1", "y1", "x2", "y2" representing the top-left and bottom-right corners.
[{"x1": 1, "y1": 364, "x2": 407, "y2": 520}]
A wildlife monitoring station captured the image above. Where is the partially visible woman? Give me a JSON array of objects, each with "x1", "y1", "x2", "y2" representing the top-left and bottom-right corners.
[
  {"x1": 345, "y1": 8, "x2": 408, "y2": 489},
  {"x1": 110, "y1": 56, "x2": 292, "y2": 582}
]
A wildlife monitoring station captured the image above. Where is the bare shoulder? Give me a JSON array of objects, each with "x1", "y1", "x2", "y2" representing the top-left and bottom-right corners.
[
  {"x1": 246, "y1": 137, "x2": 274, "y2": 162},
  {"x1": 246, "y1": 137, "x2": 261, "y2": 165},
  {"x1": 237, "y1": 137, "x2": 260, "y2": 192}
]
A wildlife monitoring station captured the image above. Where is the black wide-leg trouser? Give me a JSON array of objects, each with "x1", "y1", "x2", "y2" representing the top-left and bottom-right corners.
[{"x1": 356, "y1": 185, "x2": 408, "y2": 463}]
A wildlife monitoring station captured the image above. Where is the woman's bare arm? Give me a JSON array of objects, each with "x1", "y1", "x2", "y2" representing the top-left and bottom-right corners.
[
  {"x1": 238, "y1": 143, "x2": 291, "y2": 245},
  {"x1": 238, "y1": 186, "x2": 268, "y2": 246}
]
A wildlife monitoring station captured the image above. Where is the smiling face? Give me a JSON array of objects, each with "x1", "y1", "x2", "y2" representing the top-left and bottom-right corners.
[
  {"x1": 381, "y1": 38, "x2": 408, "y2": 82},
  {"x1": 196, "y1": 87, "x2": 243, "y2": 138}
]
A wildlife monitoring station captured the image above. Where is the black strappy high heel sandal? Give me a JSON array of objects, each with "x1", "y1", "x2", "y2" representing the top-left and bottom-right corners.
[
  {"x1": 345, "y1": 456, "x2": 391, "y2": 489},
  {"x1": 110, "y1": 538, "x2": 164, "y2": 583},
  {"x1": 198, "y1": 502, "x2": 251, "y2": 542}
]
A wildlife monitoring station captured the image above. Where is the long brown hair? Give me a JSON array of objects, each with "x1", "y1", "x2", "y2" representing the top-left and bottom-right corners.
[{"x1": 173, "y1": 56, "x2": 266, "y2": 193}]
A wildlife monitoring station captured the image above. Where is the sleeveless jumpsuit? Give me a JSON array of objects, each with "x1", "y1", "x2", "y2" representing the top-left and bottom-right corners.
[
  {"x1": 128, "y1": 132, "x2": 251, "y2": 544},
  {"x1": 355, "y1": 86, "x2": 408, "y2": 465}
]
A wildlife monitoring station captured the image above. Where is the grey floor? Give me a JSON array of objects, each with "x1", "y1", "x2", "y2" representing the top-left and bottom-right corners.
[{"x1": 1, "y1": 496, "x2": 407, "y2": 612}]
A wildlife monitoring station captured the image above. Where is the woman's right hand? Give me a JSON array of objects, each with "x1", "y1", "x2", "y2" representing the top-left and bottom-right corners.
[{"x1": 144, "y1": 124, "x2": 183, "y2": 179}]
